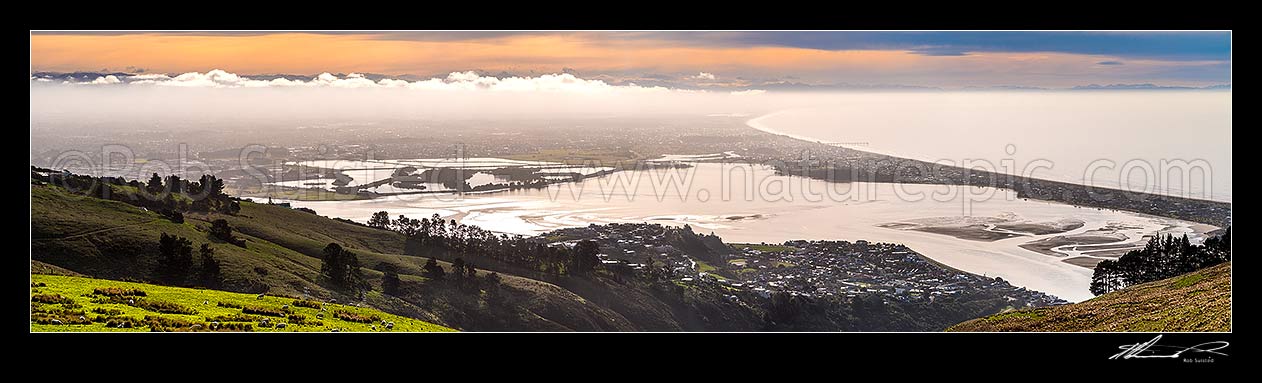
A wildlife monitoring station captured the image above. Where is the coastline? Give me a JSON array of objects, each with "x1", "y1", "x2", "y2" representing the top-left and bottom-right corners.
[
  {"x1": 744, "y1": 109, "x2": 1233, "y2": 204},
  {"x1": 745, "y1": 109, "x2": 916, "y2": 161},
  {"x1": 742, "y1": 108, "x2": 1227, "y2": 301}
]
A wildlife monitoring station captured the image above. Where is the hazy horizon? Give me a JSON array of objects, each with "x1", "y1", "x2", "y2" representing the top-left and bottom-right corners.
[{"x1": 31, "y1": 31, "x2": 1231, "y2": 89}]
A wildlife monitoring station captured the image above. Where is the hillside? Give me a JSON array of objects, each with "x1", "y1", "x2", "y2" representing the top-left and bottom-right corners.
[
  {"x1": 31, "y1": 180, "x2": 1041, "y2": 332},
  {"x1": 31, "y1": 274, "x2": 452, "y2": 332},
  {"x1": 947, "y1": 262, "x2": 1231, "y2": 332},
  {"x1": 30, "y1": 184, "x2": 633, "y2": 331}
]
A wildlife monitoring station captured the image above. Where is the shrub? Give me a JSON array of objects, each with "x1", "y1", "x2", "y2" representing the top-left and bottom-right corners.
[
  {"x1": 333, "y1": 310, "x2": 379, "y2": 323},
  {"x1": 216, "y1": 301, "x2": 243, "y2": 309},
  {"x1": 292, "y1": 299, "x2": 322, "y2": 309},
  {"x1": 32, "y1": 313, "x2": 91, "y2": 325},
  {"x1": 210, "y1": 219, "x2": 233, "y2": 241},
  {"x1": 265, "y1": 292, "x2": 300, "y2": 299},
  {"x1": 32, "y1": 293, "x2": 72, "y2": 304},
  {"x1": 31, "y1": 304, "x2": 80, "y2": 315},
  {"x1": 131, "y1": 299, "x2": 197, "y2": 315},
  {"x1": 285, "y1": 313, "x2": 321, "y2": 326},
  {"x1": 209, "y1": 219, "x2": 247, "y2": 247},
  {"x1": 30, "y1": 282, "x2": 47, "y2": 287},
  {"x1": 32, "y1": 294, "x2": 82, "y2": 314},
  {"x1": 103, "y1": 316, "x2": 145, "y2": 329},
  {"x1": 93, "y1": 287, "x2": 147, "y2": 297},
  {"x1": 145, "y1": 315, "x2": 199, "y2": 332},
  {"x1": 31, "y1": 305, "x2": 87, "y2": 325},
  {"x1": 211, "y1": 322, "x2": 254, "y2": 332},
  {"x1": 92, "y1": 308, "x2": 124, "y2": 316},
  {"x1": 241, "y1": 305, "x2": 287, "y2": 317},
  {"x1": 204, "y1": 313, "x2": 263, "y2": 323},
  {"x1": 153, "y1": 326, "x2": 208, "y2": 332}
]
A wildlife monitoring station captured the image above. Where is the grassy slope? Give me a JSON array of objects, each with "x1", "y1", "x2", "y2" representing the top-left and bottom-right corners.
[
  {"x1": 32, "y1": 260, "x2": 83, "y2": 277},
  {"x1": 30, "y1": 274, "x2": 452, "y2": 332},
  {"x1": 947, "y1": 262, "x2": 1231, "y2": 332},
  {"x1": 32, "y1": 185, "x2": 330, "y2": 298},
  {"x1": 186, "y1": 201, "x2": 637, "y2": 331},
  {"x1": 31, "y1": 183, "x2": 1043, "y2": 332},
  {"x1": 31, "y1": 184, "x2": 633, "y2": 331}
]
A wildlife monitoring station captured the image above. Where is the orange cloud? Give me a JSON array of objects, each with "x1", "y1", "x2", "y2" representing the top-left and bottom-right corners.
[
  {"x1": 28, "y1": 32, "x2": 952, "y2": 74},
  {"x1": 29, "y1": 32, "x2": 1227, "y2": 87}
]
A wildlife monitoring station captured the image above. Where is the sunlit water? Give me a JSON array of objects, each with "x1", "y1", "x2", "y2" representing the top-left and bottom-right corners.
[
  {"x1": 747, "y1": 91, "x2": 1232, "y2": 202},
  {"x1": 275, "y1": 163, "x2": 1213, "y2": 302},
  {"x1": 269, "y1": 158, "x2": 614, "y2": 194}
]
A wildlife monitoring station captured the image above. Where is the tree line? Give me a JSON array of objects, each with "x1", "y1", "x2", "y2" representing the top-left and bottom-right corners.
[
  {"x1": 1090, "y1": 228, "x2": 1231, "y2": 295},
  {"x1": 41, "y1": 168, "x2": 241, "y2": 220},
  {"x1": 154, "y1": 233, "x2": 222, "y2": 287},
  {"x1": 368, "y1": 211, "x2": 600, "y2": 277},
  {"x1": 320, "y1": 243, "x2": 367, "y2": 292},
  {"x1": 150, "y1": 213, "x2": 516, "y2": 299}
]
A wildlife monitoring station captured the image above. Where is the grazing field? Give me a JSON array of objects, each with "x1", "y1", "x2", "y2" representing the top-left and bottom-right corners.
[{"x1": 30, "y1": 274, "x2": 455, "y2": 332}]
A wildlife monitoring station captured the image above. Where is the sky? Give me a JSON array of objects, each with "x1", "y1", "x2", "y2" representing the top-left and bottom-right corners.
[{"x1": 30, "y1": 31, "x2": 1230, "y2": 89}]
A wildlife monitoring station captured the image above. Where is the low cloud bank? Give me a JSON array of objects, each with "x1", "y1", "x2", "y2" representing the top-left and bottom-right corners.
[
  {"x1": 29, "y1": 70, "x2": 798, "y2": 124},
  {"x1": 33, "y1": 69, "x2": 725, "y2": 95}
]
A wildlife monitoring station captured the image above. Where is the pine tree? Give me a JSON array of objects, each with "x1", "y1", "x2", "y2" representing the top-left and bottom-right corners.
[
  {"x1": 451, "y1": 258, "x2": 466, "y2": 278},
  {"x1": 368, "y1": 211, "x2": 391, "y2": 229},
  {"x1": 1089, "y1": 230, "x2": 1231, "y2": 296},
  {"x1": 572, "y1": 240, "x2": 600, "y2": 274},
  {"x1": 164, "y1": 175, "x2": 183, "y2": 194},
  {"x1": 155, "y1": 233, "x2": 194, "y2": 284},
  {"x1": 381, "y1": 264, "x2": 401, "y2": 295},
  {"x1": 146, "y1": 173, "x2": 165, "y2": 196},
  {"x1": 321, "y1": 243, "x2": 347, "y2": 285},
  {"x1": 198, "y1": 243, "x2": 222, "y2": 286},
  {"x1": 320, "y1": 243, "x2": 365, "y2": 291}
]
